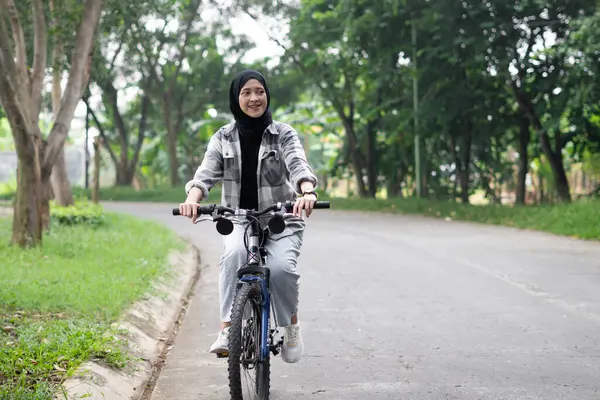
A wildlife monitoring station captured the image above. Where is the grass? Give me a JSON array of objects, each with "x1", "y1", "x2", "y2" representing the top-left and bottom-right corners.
[
  {"x1": 317, "y1": 195, "x2": 600, "y2": 240},
  {"x1": 68, "y1": 186, "x2": 599, "y2": 240},
  {"x1": 0, "y1": 208, "x2": 184, "y2": 398},
  {"x1": 69, "y1": 185, "x2": 222, "y2": 203},
  {"x1": 2, "y1": 183, "x2": 598, "y2": 240},
  {"x1": 0, "y1": 184, "x2": 221, "y2": 203}
]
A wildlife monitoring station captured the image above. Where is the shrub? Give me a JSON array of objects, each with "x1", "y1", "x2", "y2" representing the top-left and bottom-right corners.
[{"x1": 50, "y1": 200, "x2": 105, "y2": 226}]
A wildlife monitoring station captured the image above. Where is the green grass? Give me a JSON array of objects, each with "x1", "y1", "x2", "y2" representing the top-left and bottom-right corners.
[
  {"x1": 317, "y1": 195, "x2": 600, "y2": 240},
  {"x1": 0, "y1": 210, "x2": 184, "y2": 398},
  {"x1": 69, "y1": 185, "x2": 222, "y2": 203},
  {"x1": 81, "y1": 188, "x2": 600, "y2": 240},
  {"x1": 2, "y1": 183, "x2": 598, "y2": 240},
  {"x1": 0, "y1": 185, "x2": 222, "y2": 203},
  {"x1": 48, "y1": 186, "x2": 600, "y2": 240}
]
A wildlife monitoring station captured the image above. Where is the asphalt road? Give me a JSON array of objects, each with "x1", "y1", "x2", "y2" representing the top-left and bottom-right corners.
[{"x1": 104, "y1": 202, "x2": 600, "y2": 400}]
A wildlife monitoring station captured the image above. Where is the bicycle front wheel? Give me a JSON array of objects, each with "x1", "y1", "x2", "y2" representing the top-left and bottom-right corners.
[{"x1": 228, "y1": 283, "x2": 270, "y2": 399}]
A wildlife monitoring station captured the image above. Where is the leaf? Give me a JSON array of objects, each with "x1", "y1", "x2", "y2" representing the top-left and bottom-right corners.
[{"x1": 54, "y1": 364, "x2": 67, "y2": 372}]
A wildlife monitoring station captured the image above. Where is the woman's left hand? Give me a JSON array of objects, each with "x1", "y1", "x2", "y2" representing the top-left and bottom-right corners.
[{"x1": 293, "y1": 193, "x2": 317, "y2": 218}]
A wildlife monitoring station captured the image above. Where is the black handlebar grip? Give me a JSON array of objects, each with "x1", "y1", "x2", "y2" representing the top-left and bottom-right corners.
[
  {"x1": 173, "y1": 205, "x2": 213, "y2": 216},
  {"x1": 172, "y1": 206, "x2": 213, "y2": 215},
  {"x1": 198, "y1": 205, "x2": 215, "y2": 214},
  {"x1": 314, "y1": 201, "x2": 330, "y2": 209}
]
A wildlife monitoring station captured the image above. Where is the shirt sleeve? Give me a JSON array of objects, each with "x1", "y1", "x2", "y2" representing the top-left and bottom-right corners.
[
  {"x1": 279, "y1": 123, "x2": 318, "y2": 194},
  {"x1": 184, "y1": 129, "x2": 224, "y2": 200}
]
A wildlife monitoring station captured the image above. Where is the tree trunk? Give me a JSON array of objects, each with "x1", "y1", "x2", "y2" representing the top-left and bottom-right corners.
[
  {"x1": 51, "y1": 147, "x2": 74, "y2": 206},
  {"x1": 0, "y1": 0, "x2": 103, "y2": 248},
  {"x1": 515, "y1": 115, "x2": 530, "y2": 205},
  {"x1": 386, "y1": 167, "x2": 404, "y2": 198},
  {"x1": 421, "y1": 162, "x2": 429, "y2": 197},
  {"x1": 452, "y1": 174, "x2": 458, "y2": 201},
  {"x1": 12, "y1": 148, "x2": 43, "y2": 247},
  {"x1": 159, "y1": 0, "x2": 201, "y2": 188},
  {"x1": 48, "y1": 0, "x2": 74, "y2": 208},
  {"x1": 40, "y1": 172, "x2": 54, "y2": 231},
  {"x1": 459, "y1": 169, "x2": 470, "y2": 204},
  {"x1": 460, "y1": 127, "x2": 472, "y2": 204},
  {"x1": 539, "y1": 131, "x2": 571, "y2": 202},
  {"x1": 366, "y1": 124, "x2": 377, "y2": 198},
  {"x1": 340, "y1": 120, "x2": 367, "y2": 197},
  {"x1": 92, "y1": 137, "x2": 101, "y2": 204},
  {"x1": 511, "y1": 82, "x2": 571, "y2": 202},
  {"x1": 365, "y1": 87, "x2": 382, "y2": 198},
  {"x1": 115, "y1": 164, "x2": 134, "y2": 186},
  {"x1": 166, "y1": 124, "x2": 180, "y2": 187},
  {"x1": 449, "y1": 128, "x2": 471, "y2": 204},
  {"x1": 538, "y1": 170, "x2": 545, "y2": 204}
]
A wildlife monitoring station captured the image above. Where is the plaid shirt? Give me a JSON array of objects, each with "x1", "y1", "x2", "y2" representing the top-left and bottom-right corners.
[{"x1": 185, "y1": 121, "x2": 318, "y2": 236}]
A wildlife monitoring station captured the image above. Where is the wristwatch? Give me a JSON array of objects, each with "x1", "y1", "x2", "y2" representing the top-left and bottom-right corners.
[{"x1": 302, "y1": 190, "x2": 318, "y2": 198}]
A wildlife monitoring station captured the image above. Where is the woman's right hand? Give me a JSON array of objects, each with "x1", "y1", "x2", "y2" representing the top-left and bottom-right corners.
[{"x1": 179, "y1": 201, "x2": 199, "y2": 223}]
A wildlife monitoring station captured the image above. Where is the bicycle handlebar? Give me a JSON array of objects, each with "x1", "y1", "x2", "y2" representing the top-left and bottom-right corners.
[{"x1": 172, "y1": 200, "x2": 330, "y2": 217}]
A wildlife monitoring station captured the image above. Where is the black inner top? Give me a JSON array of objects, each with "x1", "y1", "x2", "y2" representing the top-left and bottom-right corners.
[{"x1": 238, "y1": 129, "x2": 263, "y2": 210}]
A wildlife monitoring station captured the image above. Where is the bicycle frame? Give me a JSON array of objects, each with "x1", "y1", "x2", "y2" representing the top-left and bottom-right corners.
[{"x1": 236, "y1": 219, "x2": 272, "y2": 360}]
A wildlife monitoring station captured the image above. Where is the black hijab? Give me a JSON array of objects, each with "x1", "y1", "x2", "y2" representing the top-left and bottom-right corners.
[{"x1": 229, "y1": 69, "x2": 273, "y2": 136}]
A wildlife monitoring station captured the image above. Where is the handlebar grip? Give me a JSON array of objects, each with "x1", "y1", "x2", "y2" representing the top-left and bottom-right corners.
[
  {"x1": 172, "y1": 205, "x2": 215, "y2": 216},
  {"x1": 314, "y1": 201, "x2": 330, "y2": 209}
]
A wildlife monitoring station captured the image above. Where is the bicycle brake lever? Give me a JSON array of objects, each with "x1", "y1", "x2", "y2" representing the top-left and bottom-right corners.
[{"x1": 193, "y1": 215, "x2": 212, "y2": 224}]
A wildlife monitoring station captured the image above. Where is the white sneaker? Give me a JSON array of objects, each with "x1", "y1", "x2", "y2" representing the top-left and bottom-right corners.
[
  {"x1": 281, "y1": 324, "x2": 303, "y2": 363},
  {"x1": 209, "y1": 326, "x2": 230, "y2": 354}
]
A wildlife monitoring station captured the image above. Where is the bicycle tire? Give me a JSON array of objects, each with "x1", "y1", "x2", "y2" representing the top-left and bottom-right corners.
[{"x1": 228, "y1": 283, "x2": 271, "y2": 399}]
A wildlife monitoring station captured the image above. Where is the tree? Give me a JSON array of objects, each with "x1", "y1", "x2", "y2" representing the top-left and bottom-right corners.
[{"x1": 0, "y1": 0, "x2": 104, "y2": 247}]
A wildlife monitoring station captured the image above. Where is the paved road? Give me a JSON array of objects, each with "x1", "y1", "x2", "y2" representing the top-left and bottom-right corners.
[{"x1": 104, "y1": 202, "x2": 600, "y2": 400}]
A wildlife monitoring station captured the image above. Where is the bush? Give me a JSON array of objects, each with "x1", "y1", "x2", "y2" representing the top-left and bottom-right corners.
[
  {"x1": 50, "y1": 200, "x2": 105, "y2": 226},
  {"x1": 0, "y1": 179, "x2": 16, "y2": 200}
]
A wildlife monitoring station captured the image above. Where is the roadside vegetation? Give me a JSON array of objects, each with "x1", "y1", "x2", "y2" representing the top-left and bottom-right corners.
[{"x1": 0, "y1": 202, "x2": 183, "y2": 398}]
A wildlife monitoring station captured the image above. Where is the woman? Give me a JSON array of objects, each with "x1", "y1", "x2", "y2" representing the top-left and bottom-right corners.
[{"x1": 179, "y1": 70, "x2": 319, "y2": 364}]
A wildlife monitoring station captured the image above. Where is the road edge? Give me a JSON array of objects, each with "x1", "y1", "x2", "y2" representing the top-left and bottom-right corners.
[{"x1": 55, "y1": 240, "x2": 202, "y2": 400}]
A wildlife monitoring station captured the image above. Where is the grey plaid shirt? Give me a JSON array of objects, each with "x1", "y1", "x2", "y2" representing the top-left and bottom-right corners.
[{"x1": 185, "y1": 121, "x2": 318, "y2": 236}]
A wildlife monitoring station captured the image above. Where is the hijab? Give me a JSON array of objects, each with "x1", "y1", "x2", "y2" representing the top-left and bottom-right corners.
[{"x1": 229, "y1": 69, "x2": 273, "y2": 136}]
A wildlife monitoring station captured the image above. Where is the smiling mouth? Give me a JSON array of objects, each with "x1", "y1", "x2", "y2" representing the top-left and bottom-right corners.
[{"x1": 248, "y1": 104, "x2": 262, "y2": 110}]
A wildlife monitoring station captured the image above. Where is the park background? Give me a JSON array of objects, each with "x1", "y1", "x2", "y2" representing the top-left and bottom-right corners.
[{"x1": 1, "y1": 0, "x2": 600, "y2": 398}]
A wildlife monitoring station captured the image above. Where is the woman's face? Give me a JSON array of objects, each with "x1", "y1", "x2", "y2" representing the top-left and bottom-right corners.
[{"x1": 238, "y1": 78, "x2": 267, "y2": 118}]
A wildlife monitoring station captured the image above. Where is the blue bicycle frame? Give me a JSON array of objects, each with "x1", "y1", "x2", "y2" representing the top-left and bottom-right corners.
[{"x1": 236, "y1": 218, "x2": 277, "y2": 361}]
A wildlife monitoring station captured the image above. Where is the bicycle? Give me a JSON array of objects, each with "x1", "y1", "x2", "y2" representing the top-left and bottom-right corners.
[{"x1": 172, "y1": 200, "x2": 331, "y2": 399}]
